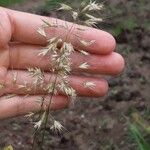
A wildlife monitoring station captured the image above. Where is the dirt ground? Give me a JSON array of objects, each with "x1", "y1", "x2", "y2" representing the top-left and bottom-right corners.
[{"x1": 0, "y1": 0, "x2": 149, "y2": 150}]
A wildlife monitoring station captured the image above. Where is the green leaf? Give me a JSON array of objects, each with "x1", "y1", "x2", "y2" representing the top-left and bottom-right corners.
[
  {"x1": 3, "y1": 145, "x2": 13, "y2": 150},
  {"x1": 129, "y1": 123, "x2": 150, "y2": 150}
]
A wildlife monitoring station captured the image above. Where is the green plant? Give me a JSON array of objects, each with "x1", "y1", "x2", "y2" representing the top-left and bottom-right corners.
[
  {"x1": 112, "y1": 17, "x2": 138, "y2": 36},
  {"x1": 129, "y1": 123, "x2": 150, "y2": 150},
  {"x1": 3, "y1": 145, "x2": 13, "y2": 150},
  {"x1": 127, "y1": 111, "x2": 150, "y2": 150},
  {"x1": 44, "y1": 0, "x2": 67, "y2": 9},
  {"x1": 0, "y1": 0, "x2": 24, "y2": 6}
]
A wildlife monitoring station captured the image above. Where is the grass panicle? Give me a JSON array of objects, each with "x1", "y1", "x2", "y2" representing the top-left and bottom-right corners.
[{"x1": 23, "y1": 1, "x2": 104, "y2": 149}]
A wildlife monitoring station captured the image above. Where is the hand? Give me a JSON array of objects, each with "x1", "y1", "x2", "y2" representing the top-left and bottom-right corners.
[{"x1": 0, "y1": 7, "x2": 124, "y2": 119}]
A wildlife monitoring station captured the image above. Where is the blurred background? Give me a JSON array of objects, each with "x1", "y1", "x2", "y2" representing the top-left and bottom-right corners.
[{"x1": 0, "y1": 0, "x2": 149, "y2": 150}]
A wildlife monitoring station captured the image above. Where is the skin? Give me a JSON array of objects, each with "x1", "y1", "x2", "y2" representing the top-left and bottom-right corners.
[{"x1": 0, "y1": 7, "x2": 125, "y2": 119}]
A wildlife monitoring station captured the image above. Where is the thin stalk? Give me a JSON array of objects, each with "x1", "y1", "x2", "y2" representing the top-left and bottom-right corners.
[{"x1": 39, "y1": 74, "x2": 58, "y2": 150}]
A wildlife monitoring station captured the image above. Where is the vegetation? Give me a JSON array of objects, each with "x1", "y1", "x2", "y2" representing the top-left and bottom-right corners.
[
  {"x1": 0, "y1": 0, "x2": 149, "y2": 150},
  {"x1": 128, "y1": 112, "x2": 150, "y2": 150},
  {"x1": 27, "y1": 1, "x2": 104, "y2": 149},
  {"x1": 129, "y1": 123, "x2": 150, "y2": 150},
  {"x1": 0, "y1": 0, "x2": 24, "y2": 6}
]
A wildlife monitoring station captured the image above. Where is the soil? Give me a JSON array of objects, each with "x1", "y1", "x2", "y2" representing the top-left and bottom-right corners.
[{"x1": 0, "y1": 0, "x2": 149, "y2": 150}]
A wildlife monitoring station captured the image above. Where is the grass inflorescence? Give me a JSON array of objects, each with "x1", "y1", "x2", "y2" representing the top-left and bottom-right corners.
[{"x1": 23, "y1": 1, "x2": 104, "y2": 149}]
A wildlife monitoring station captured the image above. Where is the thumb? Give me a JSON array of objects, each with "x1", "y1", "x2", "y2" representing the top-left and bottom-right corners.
[{"x1": 0, "y1": 7, "x2": 12, "y2": 48}]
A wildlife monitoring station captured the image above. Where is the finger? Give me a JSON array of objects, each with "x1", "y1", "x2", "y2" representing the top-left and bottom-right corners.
[
  {"x1": 0, "y1": 69, "x2": 108, "y2": 97},
  {"x1": 0, "y1": 95, "x2": 69, "y2": 119},
  {"x1": 0, "y1": 8, "x2": 11, "y2": 47},
  {"x1": 2, "y1": 7, "x2": 116, "y2": 54},
  {"x1": 9, "y1": 43, "x2": 124, "y2": 75}
]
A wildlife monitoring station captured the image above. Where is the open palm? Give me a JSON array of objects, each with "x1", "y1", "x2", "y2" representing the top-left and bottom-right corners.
[{"x1": 0, "y1": 7, "x2": 124, "y2": 119}]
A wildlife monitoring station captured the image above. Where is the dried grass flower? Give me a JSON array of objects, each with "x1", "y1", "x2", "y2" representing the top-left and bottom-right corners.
[
  {"x1": 84, "y1": 81, "x2": 96, "y2": 88},
  {"x1": 79, "y1": 62, "x2": 90, "y2": 69},
  {"x1": 29, "y1": 1, "x2": 104, "y2": 149},
  {"x1": 50, "y1": 120, "x2": 65, "y2": 133}
]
